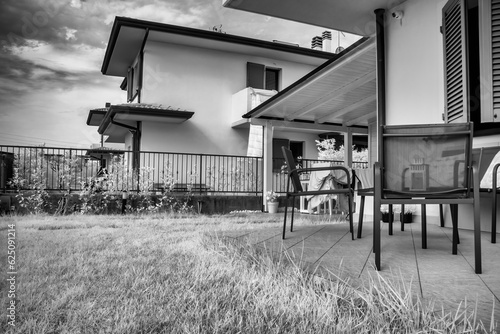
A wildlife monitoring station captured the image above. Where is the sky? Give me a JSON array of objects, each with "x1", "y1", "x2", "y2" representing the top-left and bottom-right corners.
[{"x1": 0, "y1": 0, "x2": 360, "y2": 148}]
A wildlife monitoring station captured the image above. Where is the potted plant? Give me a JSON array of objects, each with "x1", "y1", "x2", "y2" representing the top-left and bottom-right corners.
[
  {"x1": 380, "y1": 204, "x2": 393, "y2": 223},
  {"x1": 400, "y1": 205, "x2": 416, "y2": 223},
  {"x1": 266, "y1": 191, "x2": 279, "y2": 213}
]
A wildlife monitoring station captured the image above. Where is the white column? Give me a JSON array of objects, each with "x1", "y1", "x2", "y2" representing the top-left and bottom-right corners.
[
  {"x1": 262, "y1": 121, "x2": 274, "y2": 211},
  {"x1": 344, "y1": 128, "x2": 353, "y2": 167}
]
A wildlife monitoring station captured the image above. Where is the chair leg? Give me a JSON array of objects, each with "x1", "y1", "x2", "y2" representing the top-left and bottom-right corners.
[
  {"x1": 290, "y1": 196, "x2": 296, "y2": 233},
  {"x1": 388, "y1": 204, "x2": 393, "y2": 235},
  {"x1": 451, "y1": 204, "x2": 459, "y2": 254},
  {"x1": 401, "y1": 204, "x2": 405, "y2": 232},
  {"x1": 357, "y1": 195, "x2": 365, "y2": 239},
  {"x1": 492, "y1": 189, "x2": 497, "y2": 244},
  {"x1": 348, "y1": 193, "x2": 354, "y2": 240},
  {"x1": 374, "y1": 164, "x2": 382, "y2": 270},
  {"x1": 282, "y1": 196, "x2": 289, "y2": 239},
  {"x1": 439, "y1": 204, "x2": 445, "y2": 227},
  {"x1": 421, "y1": 204, "x2": 427, "y2": 249},
  {"x1": 472, "y1": 163, "x2": 482, "y2": 274}
]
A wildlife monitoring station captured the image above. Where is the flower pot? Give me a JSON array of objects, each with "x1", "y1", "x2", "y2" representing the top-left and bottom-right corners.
[
  {"x1": 381, "y1": 212, "x2": 393, "y2": 223},
  {"x1": 400, "y1": 212, "x2": 413, "y2": 223},
  {"x1": 268, "y1": 201, "x2": 279, "y2": 214}
]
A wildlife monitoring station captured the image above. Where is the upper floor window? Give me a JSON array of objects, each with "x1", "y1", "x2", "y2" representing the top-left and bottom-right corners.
[{"x1": 247, "y1": 62, "x2": 281, "y2": 91}]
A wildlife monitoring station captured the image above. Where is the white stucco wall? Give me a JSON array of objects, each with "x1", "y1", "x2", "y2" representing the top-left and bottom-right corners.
[
  {"x1": 384, "y1": 0, "x2": 500, "y2": 231},
  {"x1": 139, "y1": 41, "x2": 320, "y2": 155},
  {"x1": 386, "y1": 0, "x2": 447, "y2": 126}
]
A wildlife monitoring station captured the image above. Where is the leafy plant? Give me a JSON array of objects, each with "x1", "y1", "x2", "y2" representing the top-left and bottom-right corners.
[
  {"x1": 9, "y1": 146, "x2": 49, "y2": 214},
  {"x1": 266, "y1": 191, "x2": 279, "y2": 203}
]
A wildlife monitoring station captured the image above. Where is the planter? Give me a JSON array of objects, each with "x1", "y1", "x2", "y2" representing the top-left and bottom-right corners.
[
  {"x1": 400, "y1": 212, "x2": 413, "y2": 223},
  {"x1": 268, "y1": 201, "x2": 279, "y2": 214},
  {"x1": 381, "y1": 212, "x2": 394, "y2": 223}
]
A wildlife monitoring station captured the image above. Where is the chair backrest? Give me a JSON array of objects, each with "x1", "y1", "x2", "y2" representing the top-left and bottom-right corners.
[
  {"x1": 381, "y1": 123, "x2": 473, "y2": 198},
  {"x1": 281, "y1": 146, "x2": 303, "y2": 192}
]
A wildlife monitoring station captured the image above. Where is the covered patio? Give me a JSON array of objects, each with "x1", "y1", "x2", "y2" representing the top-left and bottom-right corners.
[{"x1": 220, "y1": 216, "x2": 500, "y2": 324}]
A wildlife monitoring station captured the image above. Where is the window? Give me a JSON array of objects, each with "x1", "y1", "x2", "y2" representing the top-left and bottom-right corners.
[
  {"x1": 442, "y1": 0, "x2": 500, "y2": 135},
  {"x1": 126, "y1": 53, "x2": 143, "y2": 102},
  {"x1": 265, "y1": 68, "x2": 280, "y2": 91},
  {"x1": 272, "y1": 139, "x2": 303, "y2": 172},
  {"x1": 247, "y1": 62, "x2": 281, "y2": 91}
]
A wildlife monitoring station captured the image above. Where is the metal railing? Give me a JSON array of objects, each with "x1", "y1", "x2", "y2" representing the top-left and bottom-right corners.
[
  {"x1": 0, "y1": 145, "x2": 262, "y2": 195},
  {"x1": 0, "y1": 145, "x2": 368, "y2": 195}
]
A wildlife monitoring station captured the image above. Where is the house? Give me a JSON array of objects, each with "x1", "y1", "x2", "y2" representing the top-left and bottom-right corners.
[
  {"x1": 223, "y1": 0, "x2": 500, "y2": 230},
  {"x1": 87, "y1": 16, "x2": 372, "y2": 207}
]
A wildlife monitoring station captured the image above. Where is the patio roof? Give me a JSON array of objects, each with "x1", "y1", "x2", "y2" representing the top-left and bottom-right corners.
[
  {"x1": 237, "y1": 37, "x2": 376, "y2": 131},
  {"x1": 222, "y1": 0, "x2": 407, "y2": 36}
]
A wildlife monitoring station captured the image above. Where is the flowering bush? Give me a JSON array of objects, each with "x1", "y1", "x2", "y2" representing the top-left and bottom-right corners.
[
  {"x1": 266, "y1": 191, "x2": 279, "y2": 203},
  {"x1": 316, "y1": 138, "x2": 368, "y2": 162}
]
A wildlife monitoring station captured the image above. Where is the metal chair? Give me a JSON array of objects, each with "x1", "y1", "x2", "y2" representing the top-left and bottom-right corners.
[
  {"x1": 281, "y1": 146, "x2": 355, "y2": 240},
  {"x1": 372, "y1": 123, "x2": 481, "y2": 274}
]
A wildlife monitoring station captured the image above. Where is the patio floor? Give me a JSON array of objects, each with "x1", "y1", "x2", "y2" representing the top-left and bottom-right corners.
[{"x1": 220, "y1": 213, "x2": 500, "y2": 325}]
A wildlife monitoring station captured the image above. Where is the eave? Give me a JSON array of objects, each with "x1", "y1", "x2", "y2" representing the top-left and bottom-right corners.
[
  {"x1": 102, "y1": 16, "x2": 342, "y2": 77},
  {"x1": 87, "y1": 104, "x2": 194, "y2": 143},
  {"x1": 222, "y1": 0, "x2": 408, "y2": 36}
]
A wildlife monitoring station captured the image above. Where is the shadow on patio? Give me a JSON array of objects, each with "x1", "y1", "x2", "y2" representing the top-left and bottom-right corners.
[{"x1": 219, "y1": 214, "x2": 500, "y2": 324}]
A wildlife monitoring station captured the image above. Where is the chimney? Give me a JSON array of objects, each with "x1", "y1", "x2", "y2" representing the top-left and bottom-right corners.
[
  {"x1": 311, "y1": 36, "x2": 322, "y2": 50},
  {"x1": 322, "y1": 31, "x2": 332, "y2": 52}
]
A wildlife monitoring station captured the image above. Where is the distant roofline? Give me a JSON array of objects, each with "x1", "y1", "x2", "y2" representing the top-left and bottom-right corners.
[{"x1": 102, "y1": 16, "x2": 340, "y2": 75}]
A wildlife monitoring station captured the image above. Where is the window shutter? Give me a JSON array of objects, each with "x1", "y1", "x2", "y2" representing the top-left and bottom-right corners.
[
  {"x1": 127, "y1": 67, "x2": 134, "y2": 102},
  {"x1": 247, "y1": 62, "x2": 265, "y2": 89},
  {"x1": 442, "y1": 0, "x2": 468, "y2": 123},
  {"x1": 491, "y1": 0, "x2": 500, "y2": 120}
]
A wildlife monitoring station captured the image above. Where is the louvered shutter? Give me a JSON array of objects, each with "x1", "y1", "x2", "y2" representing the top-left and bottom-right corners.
[
  {"x1": 442, "y1": 0, "x2": 468, "y2": 123},
  {"x1": 247, "y1": 62, "x2": 265, "y2": 89},
  {"x1": 491, "y1": 0, "x2": 500, "y2": 121}
]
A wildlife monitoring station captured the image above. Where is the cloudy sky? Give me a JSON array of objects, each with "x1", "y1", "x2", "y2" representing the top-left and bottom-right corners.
[{"x1": 0, "y1": 0, "x2": 360, "y2": 148}]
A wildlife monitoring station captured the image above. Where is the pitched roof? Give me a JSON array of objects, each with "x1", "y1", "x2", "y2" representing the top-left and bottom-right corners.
[{"x1": 102, "y1": 16, "x2": 342, "y2": 77}]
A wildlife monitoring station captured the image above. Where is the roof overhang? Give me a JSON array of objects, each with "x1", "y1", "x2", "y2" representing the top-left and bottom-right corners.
[
  {"x1": 222, "y1": 0, "x2": 408, "y2": 36},
  {"x1": 86, "y1": 108, "x2": 107, "y2": 126},
  {"x1": 102, "y1": 16, "x2": 342, "y2": 77},
  {"x1": 236, "y1": 37, "x2": 376, "y2": 130},
  {"x1": 85, "y1": 148, "x2": 125, "y2": 160},
  {"x1": 87, "y1": 104, "x2": 194, "y2": 143}
]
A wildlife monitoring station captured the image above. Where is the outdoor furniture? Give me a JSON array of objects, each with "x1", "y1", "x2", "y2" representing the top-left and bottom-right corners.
[
  {"x1": 281, "y1": 146, "x2": 355, "y2": 240},
  {"x1": 372, "y1": 123, "x2": 481, "y2": 274},
  {"x1": 474, "y1": 146, "x2": 500, "y2": 243},
  {"x1": 437, "y1": 146, "x2": 500, "y2": 244}
]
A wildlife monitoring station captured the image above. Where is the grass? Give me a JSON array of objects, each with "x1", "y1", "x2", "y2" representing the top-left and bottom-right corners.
[{"x1": 0, "y1": 213, "x2": 497, "y2": 333}]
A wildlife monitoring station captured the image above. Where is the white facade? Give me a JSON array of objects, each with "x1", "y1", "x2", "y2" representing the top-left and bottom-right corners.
[{"x1": 136, "y1": 40, "x2": 325, "y2": 157}]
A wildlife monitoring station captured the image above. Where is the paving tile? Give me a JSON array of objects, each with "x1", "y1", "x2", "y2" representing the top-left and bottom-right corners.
[{"x1": 230, "y1": 214, "x2": 500, "y2": 324}]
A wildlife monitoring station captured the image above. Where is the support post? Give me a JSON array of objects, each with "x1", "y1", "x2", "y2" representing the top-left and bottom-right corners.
[
  {"x1": 375, "y1": 8, "x2": 386, "y2": 163},
  {"x1": 262, "y1": 121, "x2": 274, "y2": 212},
  {"x1": 344, "y1": 128, "x2": 353, "y2": 168}
]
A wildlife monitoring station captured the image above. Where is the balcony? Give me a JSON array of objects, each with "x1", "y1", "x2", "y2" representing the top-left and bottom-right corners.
[{"x1": 231, "y1": 87, "x2": 277, "y2": 124}]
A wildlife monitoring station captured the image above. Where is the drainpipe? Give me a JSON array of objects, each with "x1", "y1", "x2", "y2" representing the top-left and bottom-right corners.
[
  {"x1": 109, "y1": 117, "x2": 141, "y2": 189},
  {"x1": 374, "y1": 8, "x2": 386, "y2": 163}
]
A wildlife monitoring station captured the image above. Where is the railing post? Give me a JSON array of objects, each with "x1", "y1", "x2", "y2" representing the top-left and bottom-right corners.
[{"x1": 199, "y1": 154, "x2": 203, "y2": 194}]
